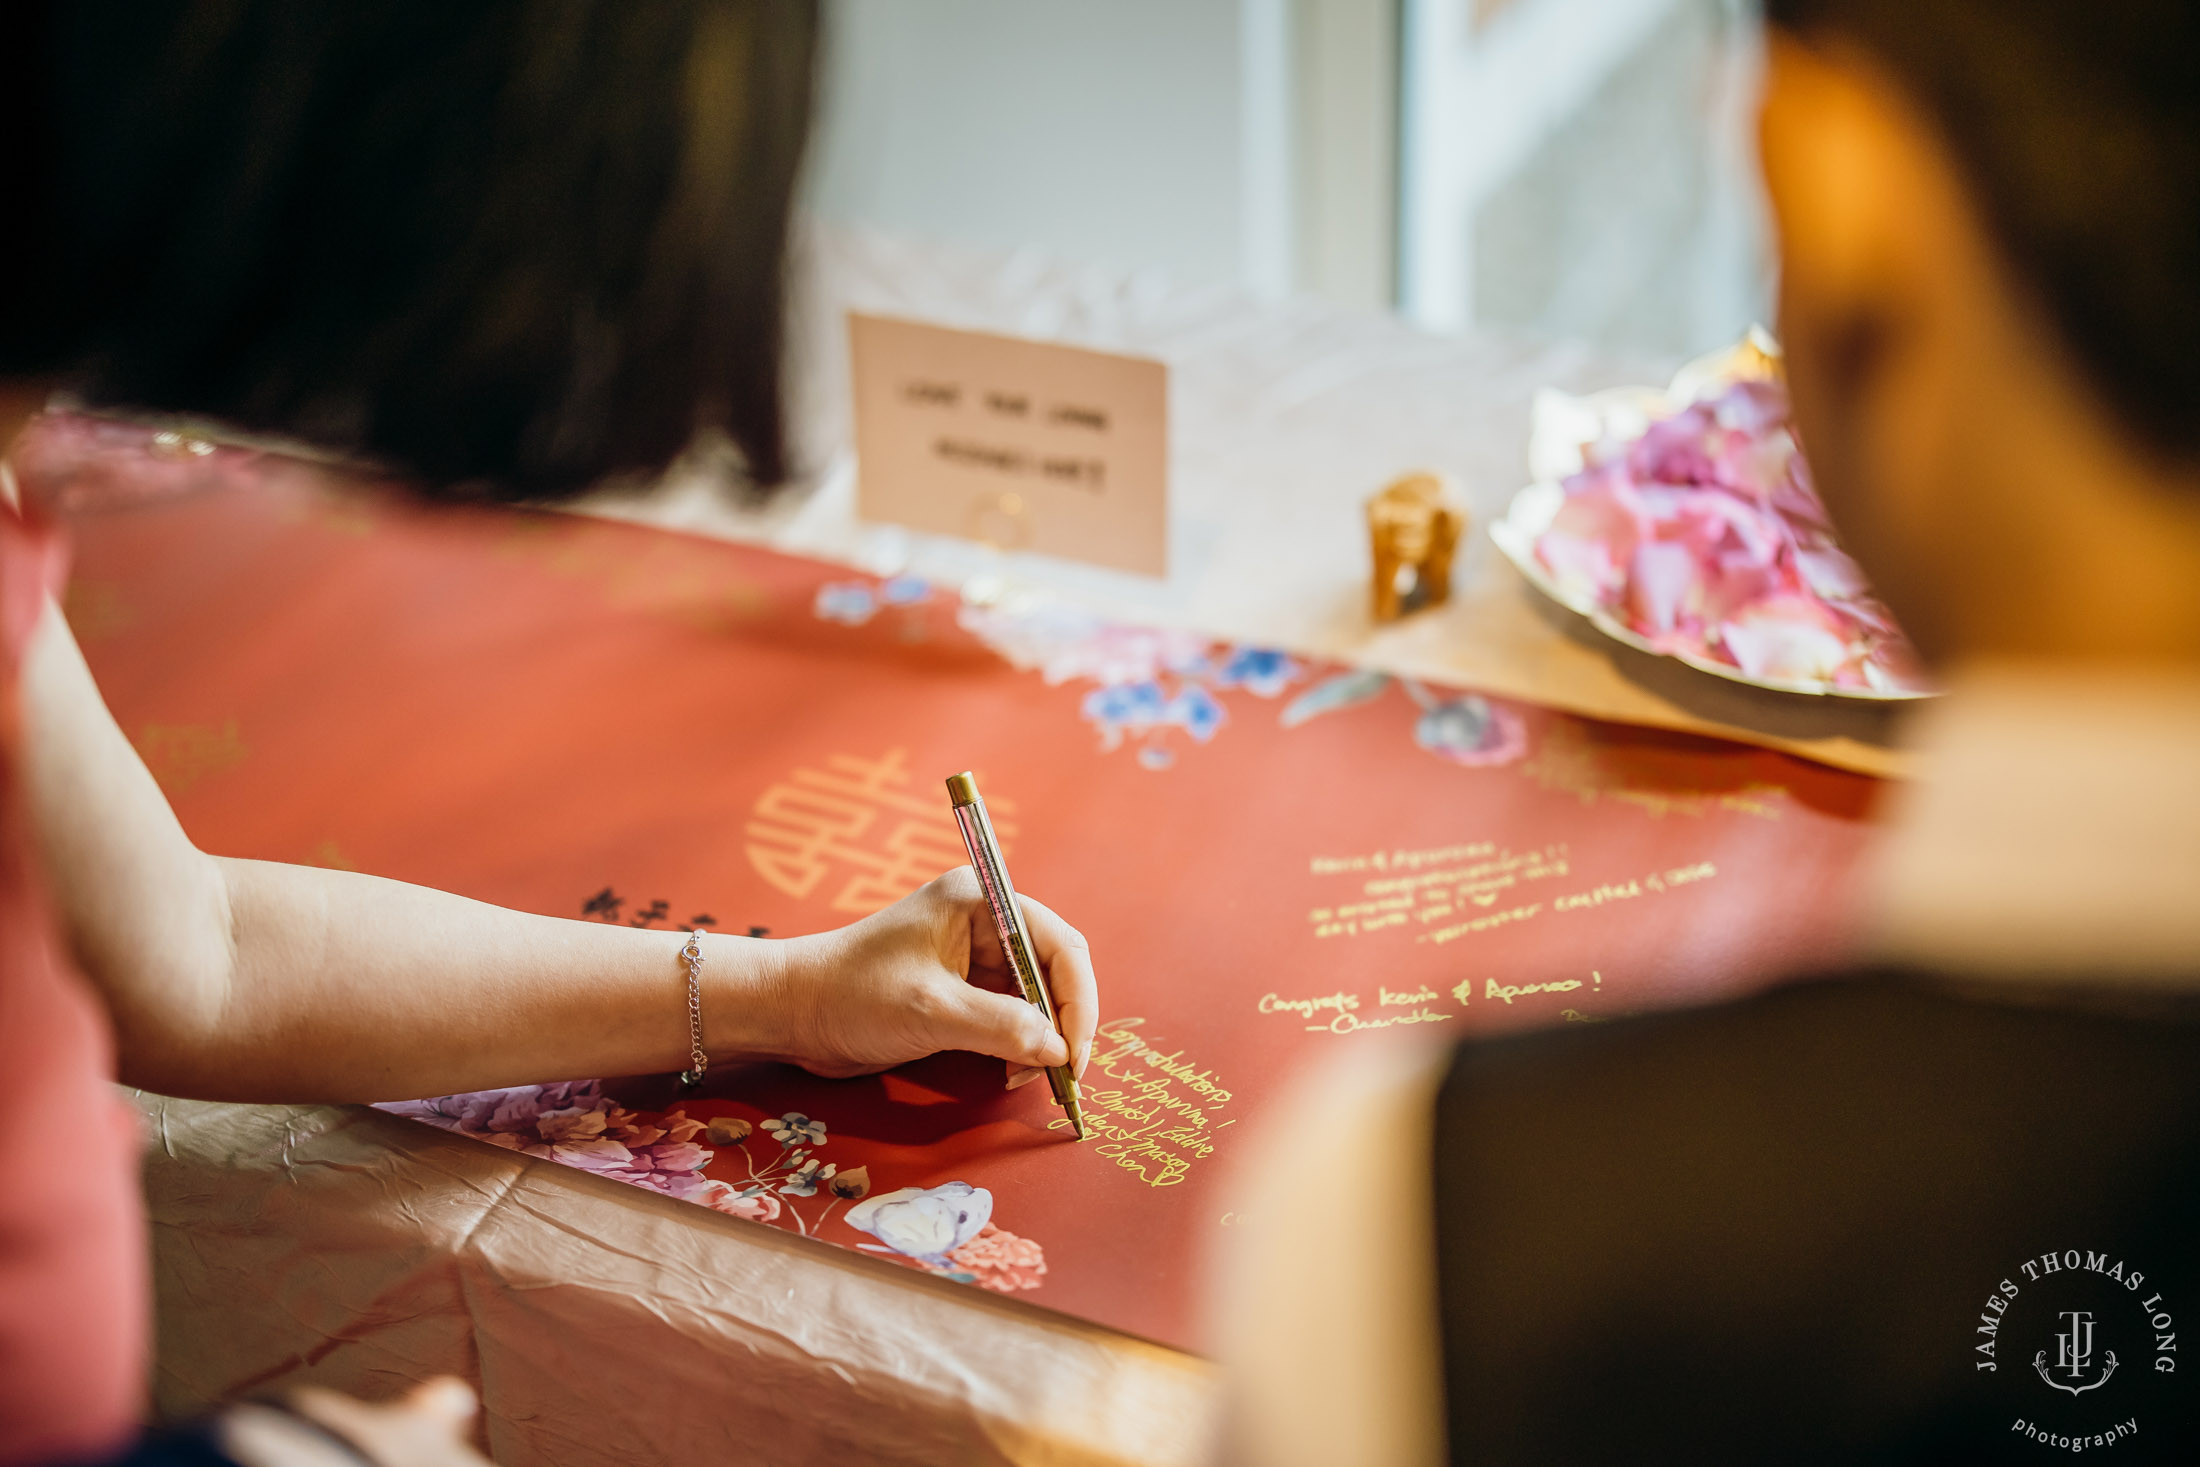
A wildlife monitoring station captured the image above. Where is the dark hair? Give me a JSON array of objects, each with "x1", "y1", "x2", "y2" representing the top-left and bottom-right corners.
[
  {"x1": 1765, "y1": 0, "x2": 2200, "y2": 461},
  {"x1": 3, "y1": 0, "x2": 818, "y2": 501}
]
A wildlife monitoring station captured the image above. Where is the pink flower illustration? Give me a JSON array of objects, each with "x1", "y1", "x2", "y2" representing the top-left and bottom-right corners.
[
  {"x1": 535, "y1": 1106, "x2": 609, "y2": 1142},
  {"x1": 700, "y1": 1182, "x2": 783, "y2": 1223},
  {"x1": 547, "y1": 1138, "x2": 635, "y2": 1172},
  {"x1": 379, "y1": 1093, "x2": 1040, "y2": 1275},
  {"x1": 946, "y1": 1224, "x2": 1047, "y2": 1293},
  {"x1": 1409, "y1": 690, "x2": 1529, "y2": 768},
  {"x1": 377, "y1": 1086, "x2": 719, "y2": 1195},
  {"x1": 631, "y1": 1140, "x2": 710, "y2": 1174}
]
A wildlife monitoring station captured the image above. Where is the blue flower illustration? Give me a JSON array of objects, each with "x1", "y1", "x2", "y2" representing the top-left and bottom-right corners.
[
  {"x1": 1164, "y1": 684, "x2": 1226, "y2": 741},
  {"x1": 1213, "y1": 647, "x2": 1302, "y2": 698},
  {"x1": 760, "y1": 1112, "x2": 827, "y2": 1148},
  {"x1": 778, "y1": 1158, "x2": 838, "y2": 1197},
  {"x1": 814, "y1": 582, "x2": 877, "y2": 626},
  {"x1": 1081, "y1": 680, "x2": 1170, "y2": 750}
]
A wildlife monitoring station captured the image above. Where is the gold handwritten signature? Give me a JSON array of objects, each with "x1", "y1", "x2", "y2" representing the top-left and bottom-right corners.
[{"x1": 1074, "y1": 1018, "x2": 1235, "y2": 1188}]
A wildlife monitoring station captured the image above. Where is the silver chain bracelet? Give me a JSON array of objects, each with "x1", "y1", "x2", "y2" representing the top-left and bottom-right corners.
[{"x1": 678, "y1": 929, "x2": 707, "y2": 1090}]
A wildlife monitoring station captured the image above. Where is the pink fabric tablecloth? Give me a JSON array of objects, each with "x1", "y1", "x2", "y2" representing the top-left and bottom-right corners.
[{"x1": 138, "y1": 1093, "x2": 1214, "y2": 1467}]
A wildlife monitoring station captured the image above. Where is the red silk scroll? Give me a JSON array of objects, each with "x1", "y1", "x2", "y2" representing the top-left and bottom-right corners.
[{"x1": 65, "y1": 464, "x2": 1878, "y2": 1353}]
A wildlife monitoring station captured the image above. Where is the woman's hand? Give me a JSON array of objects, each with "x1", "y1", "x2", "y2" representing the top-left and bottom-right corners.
[
  {"x1": 217, "y1": 1378, "x2": 488, "y2": 1467},
  {"x1": 758, "y1": 867, "x2": 1098, "y2": 1085}
]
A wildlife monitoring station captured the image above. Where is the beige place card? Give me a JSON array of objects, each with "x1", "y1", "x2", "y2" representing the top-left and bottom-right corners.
[{"x1": 848, "y1": 312, "x2": 1169, "y2": 577}]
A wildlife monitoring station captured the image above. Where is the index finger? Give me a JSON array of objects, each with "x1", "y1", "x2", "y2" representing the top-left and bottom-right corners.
[{"x1": 1018, "y1": 893, "x2": 1098, "y2": 1078}]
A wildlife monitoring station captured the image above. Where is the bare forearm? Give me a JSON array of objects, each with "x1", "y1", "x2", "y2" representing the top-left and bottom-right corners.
[
  {"x1": 147, "y1": 859, "x2": 786, "y2": 1102},
  {"x1": 24, "y1": 590, "x2": 1089, "y2": 1102},
  {"x1": 23, "y1": 599, "x2": 788, "y2": 1102}
]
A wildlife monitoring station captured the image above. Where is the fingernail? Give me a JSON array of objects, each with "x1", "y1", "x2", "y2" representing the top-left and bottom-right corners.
[
  {"x1": 1006, "y1": 1067, "x2": 1042, "y2": 1091},
  {"x1": 1076, "y1": 1041, "x2": 1092, "y2": 1075}
]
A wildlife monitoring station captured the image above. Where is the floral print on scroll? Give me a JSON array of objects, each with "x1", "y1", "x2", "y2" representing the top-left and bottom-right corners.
[{"x1": 378, "y1": 1087, "x2": 1047, "y2": 1293}]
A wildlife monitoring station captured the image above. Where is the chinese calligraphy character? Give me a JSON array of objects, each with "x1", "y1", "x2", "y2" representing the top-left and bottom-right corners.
[
  {"x1": 745, "y1": 748, "x2": 1014, "y2": 914},
  {"x1": 583, "y1": 890, "x2": 758, "y2": 934}
]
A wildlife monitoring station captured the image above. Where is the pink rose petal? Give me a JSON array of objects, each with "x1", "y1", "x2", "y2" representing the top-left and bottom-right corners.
[{"x1": 1529, "y1": 374, "x2": 1927, "y2": 692}]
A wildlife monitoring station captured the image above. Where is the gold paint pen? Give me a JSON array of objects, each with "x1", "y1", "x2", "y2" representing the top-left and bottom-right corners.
[{"x1": 945, "y1": 771, "x2": 1087, "y2": 1140}]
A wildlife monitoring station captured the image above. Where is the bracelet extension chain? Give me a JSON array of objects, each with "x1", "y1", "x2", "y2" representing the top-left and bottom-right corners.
[{"x1": 678, "y1": 928, "x2": 707, "y2": 1089}]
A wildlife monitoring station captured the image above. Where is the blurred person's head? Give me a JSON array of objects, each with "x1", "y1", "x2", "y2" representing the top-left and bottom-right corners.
[
  {"x1": 2, "y1": 0, "x2": 818, "y2": 501},
  {"x1": 1759, "y1": 0, "x2": 2200, "y2": 666}
]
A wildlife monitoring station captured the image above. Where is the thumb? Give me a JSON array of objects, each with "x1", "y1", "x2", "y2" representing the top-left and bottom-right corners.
[{"x1": 933, "y1": 984, "x2": 1071, "y2": 1068}]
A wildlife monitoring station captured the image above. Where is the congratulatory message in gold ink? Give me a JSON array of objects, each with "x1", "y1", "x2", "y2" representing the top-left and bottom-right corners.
[
  {"x1": 1258, "y1": 969, "x2": 1613, "y2": 1034},
  {"x1": 1304, "y1": 838, "x2": 1716, "y2": 949},
  {"x1": 1076, "y1": 1019, "x2": 1235, "y2": 1189}
]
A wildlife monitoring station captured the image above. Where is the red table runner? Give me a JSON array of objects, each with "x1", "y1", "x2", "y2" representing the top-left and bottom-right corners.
[{"x1": 67, "y1": 464, "x2": 1878, "y2": 1353}]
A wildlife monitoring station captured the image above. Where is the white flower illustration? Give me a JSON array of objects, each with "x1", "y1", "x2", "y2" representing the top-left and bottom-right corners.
[{"x1": 845, "y1": 1182, "x2": 994, "y2": 1264}]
